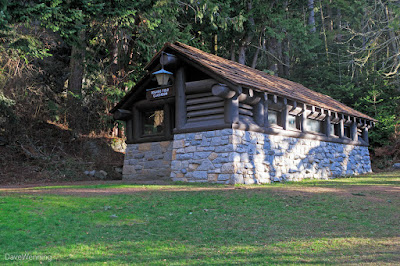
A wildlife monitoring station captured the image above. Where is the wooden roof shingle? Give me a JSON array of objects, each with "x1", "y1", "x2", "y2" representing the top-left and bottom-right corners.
[
  {"x1": 165, "y1": 42, "x2": 375, "y2": 121},
  {"x1": 113, "y1": 41, "x2": 376, "y2": 122}
]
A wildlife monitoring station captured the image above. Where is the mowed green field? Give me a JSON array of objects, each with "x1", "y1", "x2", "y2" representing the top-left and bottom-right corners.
[{"x1": 0, "y1": 172, "x2": 399, "y2": 265}]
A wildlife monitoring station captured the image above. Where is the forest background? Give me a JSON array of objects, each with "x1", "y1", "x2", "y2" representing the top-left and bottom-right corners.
[{"x1": 0, "y1": 0, "x2": 399, "y2": 182}]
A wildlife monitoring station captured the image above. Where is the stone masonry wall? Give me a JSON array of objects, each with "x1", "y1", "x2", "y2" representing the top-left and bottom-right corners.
[
  {"x1": 123, "y1": 141, "x2": 173, "y2": 180},
  {"x1": 170, "y1": 129, "x2": 372, "y2": 184},
  {"x1": 122, "y1": 129, "x2": 372, "y2": 183}
]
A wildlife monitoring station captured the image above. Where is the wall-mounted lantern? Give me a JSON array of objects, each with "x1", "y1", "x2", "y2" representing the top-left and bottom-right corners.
[{"x1": 152, "y1": 52, "x2": 173, "y2": 86}]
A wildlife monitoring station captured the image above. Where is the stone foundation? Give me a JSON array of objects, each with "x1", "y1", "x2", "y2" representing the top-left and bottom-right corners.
[
  {"x1": 123, "y1": 141, "x2": 173, "y2": 180},
  {"x1": 123, "y1": 129, "x2": 372, "y2": 184}
]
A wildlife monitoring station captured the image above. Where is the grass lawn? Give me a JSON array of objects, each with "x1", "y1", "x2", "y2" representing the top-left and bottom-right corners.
[{"x1": 0, "y1": 172, "x2": 399, "y2": 265}]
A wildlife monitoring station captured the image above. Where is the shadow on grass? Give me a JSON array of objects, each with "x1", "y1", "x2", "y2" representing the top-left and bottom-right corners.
[
  {"x1": 12, "y1": 171, "x2": 398, "y2": 193},
  {"x1": 49, "y1": 238, "x2": 400, "y2": 265}
]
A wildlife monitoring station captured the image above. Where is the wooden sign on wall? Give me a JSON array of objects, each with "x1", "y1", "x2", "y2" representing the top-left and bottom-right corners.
[{"x1": 146, "y1": 86, "x2": 174, "y2": 101}]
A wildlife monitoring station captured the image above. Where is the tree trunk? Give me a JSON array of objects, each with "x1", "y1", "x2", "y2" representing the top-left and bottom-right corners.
[
  {"x1": 251, "y1": 45, "x2": 260, "y2": 68},
  {"x1": 268, "y1": 38, "x2": 278, "y2": 75},
  {"x1": 282, "y1": 0, "x2": 290, "y2": 77},
  {"x1": 337, "y1": 7, "x2": 342, "y2": 29},
  {"x1": 384, "y1": 4, "x2": 398, "y2": 54},
  {"x1": 277, "y1": 40, "x2": 284, "y2": 76},
  {"x1": 230, "y1": 43, "x2": 236, "y2": 61},
  {"x1": 238, "y1": 1, "x2": 255, "y2": 65},
  {"x1": 68, "y1": 47, "x2": 84, "y2": 97},
  {"x1": 118, "y1": 29, "x2": 129, "y2": 79},
  {"x1": 109, "y1": 26, "x2": 119, "y2": 86},
  {"x1": 238, "y1": 38, "x2": 249, "y2": 65},
  {"x1": 127, "y1": 15, "x2": 142, "y2": 68},
  {"x1": 67, "y1": 30, "x2": 85, "y2": 131},
  {"x1": 383, "y1": 3, "x2": 400, "y2": 75},
  {"x1": 283, "y1": 38, "x2": 290, "y2": 76},
  {"x1": 319, "y1": 0, "x2": 329, "y2": 62},
  {"x1": 335, "y1": 8, "x2": 343, "y2": 42},
  {"x1": 308, "y1": 0, "x2": 316, "y2": 33},
  {"x1": 362, "y1": 9, "x2": 367, "y2": 50},
  {"x1": 327, "y1": 0, "x2": 333, "y2": 31},
  {"x1": 238, "y1": 44, "x2": 245, "y2": 64}
]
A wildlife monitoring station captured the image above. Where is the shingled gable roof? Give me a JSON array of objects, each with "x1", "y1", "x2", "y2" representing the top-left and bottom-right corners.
[{"x1": 113, "y1": 41, "x2": 376, "y2": 122}]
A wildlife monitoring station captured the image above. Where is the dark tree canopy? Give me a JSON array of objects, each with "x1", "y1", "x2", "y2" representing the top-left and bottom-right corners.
[{"x1": 0, "y1": 0, "x2": 399, "y2": 165}]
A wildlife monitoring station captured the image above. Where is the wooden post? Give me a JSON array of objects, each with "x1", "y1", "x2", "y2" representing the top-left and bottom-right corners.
[
  {"x1": 253, "y1": 93, "x2": 264, "y2": 126},
  {"x1": 301, "y1": 104, "x2": 307, "y2": 132},
  {"x1": 338, "y1": 114, "x2": 344, "y2": 138},
  {"x1": 225, "y1": 94, "x2": 239, "y2": 124},
  {"x1": 175, "y1": 67, "x2": 187, "y2": 130},
  {"x1": 164, "y1": 103, "x2": 172, "y2": 139},
  {"x1": 273, "y1": 95, "x2": 278, "y2": 104},
  {"x1": 325, "y1": 111, "x2": 331, "y2": 136},
  {"x1": 232, "y1": 96, "x2": 239, "y2": 123},
  {"x1": 282, "y1": 105, "x2": 288, "y2": 130},
  {"x1": 351, "y1": 117, "x2": 358, "y2": 141},
  {"x1": 362, "y1": 127, "x2": 369, "y2": 144},
  {"x1": 281, "y1": 98, "x2": 288, "y2": 130},
  {"x1": 263, "y1": 94, "x2": 269, "y2": 127},
  {"x1": 126, "y1": 119, "x2": 133, "y2": 143},
  {"x1": 132, "y1": 106, "x2": 140, "y2": 141}
]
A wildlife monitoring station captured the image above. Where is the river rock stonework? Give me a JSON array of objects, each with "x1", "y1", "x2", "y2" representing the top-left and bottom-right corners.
[
  {"x1": 123, "y1": 129, "x2": 372, "y2": 183},
  {"x1": 170, "y1": 129, "x2": 372, "y2": 184}
]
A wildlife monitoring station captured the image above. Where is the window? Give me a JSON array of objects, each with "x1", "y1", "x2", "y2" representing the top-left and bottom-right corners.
[
  {"x1": 131, "y1": 99, "x2": 173, "y2": 143},
  {"x1": 288, "y1": 115, "x2": 298, "y2": 130},
  {"x1": 268, "y1": 110, "x2": 278, "y2": 126},
  {"x1": 305, "y1": 118, "x2": 322, "y2": 133},
  {"x1": 142, "y1": 109, "x2": 165, "y2": 136},
  {"x1": 330, "y1": 123, "x2": 340, "y2": 136},
  {"x1": 344, "y1": 125, "x2": 351, "y2": 138}
]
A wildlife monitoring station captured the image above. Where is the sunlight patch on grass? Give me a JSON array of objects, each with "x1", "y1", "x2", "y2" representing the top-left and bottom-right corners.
[{"x1": 272, "y1": 171, "x2": 400, "y2": 187}]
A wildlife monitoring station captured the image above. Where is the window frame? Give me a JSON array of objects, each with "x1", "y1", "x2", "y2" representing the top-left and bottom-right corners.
[
  {"x1": 330, "y1": 122, "x2": 340, "y2": 137},
  {"x1": 344, "y1": 124, "x2": 351, "y2": 139},
  {"x1": 267, "y1": 109, "x2": 280, "y2": 127},
  {"x1": 131, "y1": 99, "x2": 174, "y2": 143},
  {"x1": 304, "y1": 117, "x2": 324, "y2": 134},
  {"x1": 287, "y1": 114, "x2": 301, "y2": 131}
]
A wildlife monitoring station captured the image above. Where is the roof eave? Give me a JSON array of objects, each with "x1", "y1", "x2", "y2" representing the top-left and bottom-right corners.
[
  {"x1": 144, "y1": 42, "x2": 172, "y2": 71},
  {"x1": 110, "y1": 72, "x2": 151, "y2": 113}
]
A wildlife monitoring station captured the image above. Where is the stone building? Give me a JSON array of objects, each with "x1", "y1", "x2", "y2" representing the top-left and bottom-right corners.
[{"x1": 111, "y1": 42, "x2": 376, "y2": 184}]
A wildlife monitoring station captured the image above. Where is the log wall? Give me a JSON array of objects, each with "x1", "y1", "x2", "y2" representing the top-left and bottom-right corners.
[{"x1": 184, "y1": 80, "x2": 224, "y2": 126}]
